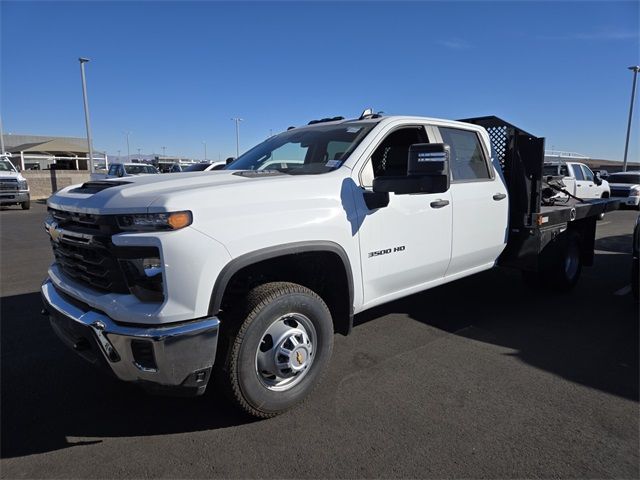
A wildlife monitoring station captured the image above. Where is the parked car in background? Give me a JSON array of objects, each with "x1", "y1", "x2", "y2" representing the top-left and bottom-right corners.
[
  {"x1": 543, "y1": 161, "x2": 610, "y2": 200},
  {"x1": 182, "y1": 162, "x2": 227, "y2": 172},
  {"x1": 106, "y1": 163, "x2": 159, "y2": 178},
  {"x1": 0, "y1": 155, "x2": 30, "y2": 210},
  {"x1": 607, "y1": 171, "x2": 640, "y2": 209}
]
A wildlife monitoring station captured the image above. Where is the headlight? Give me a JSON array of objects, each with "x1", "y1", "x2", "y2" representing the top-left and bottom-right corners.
[
  {"x1": 18, "y1": 179, "x2": 28, "y2": 190},
  {"x1": 630, "y1": 187, "x2": 640, "y2": 196},
  {"x1": 117, "y1": 211, "x2": 192, "y2": 231}
]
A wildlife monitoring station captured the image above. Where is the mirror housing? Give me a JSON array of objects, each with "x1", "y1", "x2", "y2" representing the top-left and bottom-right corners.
[
  {"x1": 594, "y1": 171, "x2": 603, "y2": 186},
  {"x1": 225, "y1": 157, "x2": 235, "y2": 165},
  {"x1": 372, "y1": 143, "x2": 450, "y2": 195}
]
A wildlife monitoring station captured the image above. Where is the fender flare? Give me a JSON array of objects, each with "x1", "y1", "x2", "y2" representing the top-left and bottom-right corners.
[{"x1": 208, "y1": 241, "x2": 355, "y2": 330}]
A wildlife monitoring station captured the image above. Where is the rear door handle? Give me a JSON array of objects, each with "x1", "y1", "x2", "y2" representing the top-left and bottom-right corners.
[
  {"x1": 430, "y1": 199, "x2": 450, "y2": 209},
  {"x1": 493, "y1": 193, "x2": 507, "y2": 201}
]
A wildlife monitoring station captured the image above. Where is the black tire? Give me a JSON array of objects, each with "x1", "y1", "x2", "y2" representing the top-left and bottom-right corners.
[
  {"x1": 21, "y1": 200, "x2": 30, "y2": 210},
  {"x1": 219, "y1": 282, "x2": 334, "y2": 418},
  {"x1": 522, "y1": 231, "x2": 582, "y2": 291}
]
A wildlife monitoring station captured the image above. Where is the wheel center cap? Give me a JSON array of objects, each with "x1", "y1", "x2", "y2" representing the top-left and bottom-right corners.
[{"x1": 290, "y1": 347, "x2": 308, "y2": 371}]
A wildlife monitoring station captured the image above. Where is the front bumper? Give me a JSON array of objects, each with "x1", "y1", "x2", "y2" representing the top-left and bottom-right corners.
[
  {"x1": 0, "y1": 191, "x2": 29, "y2": 204},
  {"x1": 41, "y1": 278, "x2": 220, "y2": 395}
]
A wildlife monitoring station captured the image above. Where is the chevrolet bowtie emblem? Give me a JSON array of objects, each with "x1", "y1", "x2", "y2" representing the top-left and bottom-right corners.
[
  {"x1": 48, "y1": 223, "x2": 63, "y2": 243},
  {"x1": 296, "y1": 351, "x2": 303, "y2": 365}
]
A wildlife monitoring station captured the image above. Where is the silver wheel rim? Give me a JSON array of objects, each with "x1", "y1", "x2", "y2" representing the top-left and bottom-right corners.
[
  {"x1": 565, "y1": 242, "x2": 579, "y2": 279},
  {"x1": 254, "y1": 313, "x2": 317, "y2": 391}
]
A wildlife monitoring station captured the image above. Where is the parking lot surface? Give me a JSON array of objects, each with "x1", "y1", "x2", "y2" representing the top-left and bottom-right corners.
[{"x1": 1, "y1": 202, "x2": 638, "y2": 479}]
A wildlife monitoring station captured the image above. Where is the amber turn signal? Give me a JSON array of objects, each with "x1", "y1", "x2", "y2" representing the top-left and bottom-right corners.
[{"x1": 168, "y1": 211, "x2": 192, "y2": 230}]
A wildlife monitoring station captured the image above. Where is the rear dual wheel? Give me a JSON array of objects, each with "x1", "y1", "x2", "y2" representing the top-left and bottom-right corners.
[
  {"x1": 523, "y1": 231, "x2": 582, "y2": 291},
  {"x1": 219, "y1": 282, "x2": 333, "y2": 418}
]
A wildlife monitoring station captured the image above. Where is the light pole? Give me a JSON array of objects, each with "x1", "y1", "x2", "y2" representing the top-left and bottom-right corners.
[
  {"x1": 231, "y1": 117, "x2": 243, "y2": 158},
  {"x1": 124, "y1": 131, "x2": 131, "y2": 162},
  {"x1": 162, "y1": 146, "x2": 166, "y2": 158},
  {"x1": 137, "y1": 148, "x2": 141, "y2": 160},
  {"x1": 203, "y1": 141, "x2": 207, "y2": 161},
  {"x1": 78, "y1": 57, "x2": 95, "y2": 173},
  {"x1": 0, "y1": 114, "x2": 5, "y2": 155},
  {"x1": 623, "y1": 65, "x2": 640, "y2": 172},
  {"x1": 117, "y1": 149, "x2": 121, "y2": 160}
]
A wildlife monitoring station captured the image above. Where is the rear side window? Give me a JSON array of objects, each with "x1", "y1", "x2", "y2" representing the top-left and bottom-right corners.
[{"x1": 439, "y1": 128, "x2": 490, "y2": 181}]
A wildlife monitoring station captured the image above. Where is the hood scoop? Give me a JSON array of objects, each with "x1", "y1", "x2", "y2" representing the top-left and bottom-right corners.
[{"x1": 69, "y1": 181, "x2": 131, "y2": 194}]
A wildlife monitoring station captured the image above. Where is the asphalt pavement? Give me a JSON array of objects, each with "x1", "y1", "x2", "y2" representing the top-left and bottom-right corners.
[{"x1": 1, "y1": 202, "x2": 638, "y2": 479}]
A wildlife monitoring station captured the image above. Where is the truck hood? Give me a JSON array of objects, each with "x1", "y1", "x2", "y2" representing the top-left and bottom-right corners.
[
  {"x1": 47, "y1": 170, "x2": 341, "y2": 214},
  {"x1": 0, "y1": 171, "x2": 23, "y2": 180},
  {"x1": 609, "y1": 183, "x2": 639, "y2": 191}
]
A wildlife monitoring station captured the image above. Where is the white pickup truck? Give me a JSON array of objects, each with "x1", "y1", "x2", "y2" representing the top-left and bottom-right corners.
[
  {"x1": 41, "y1": 113, "x2": 617, "y2": 417},
  {"x1": 543, "y1": 161, "x2": 610, "y2": 201},
  {"x1": 0, "y1": 155, "x2": 30, "y2": 210}
]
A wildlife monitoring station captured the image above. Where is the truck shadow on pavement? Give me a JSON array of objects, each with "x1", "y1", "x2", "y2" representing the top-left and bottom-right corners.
[
  {"x1": 1, "y1": 291, "x2": 257, "y2": 459},
  {"x1": 354, "y1": 248, "x2": 638, "y2": 403},
  {"x1": 2, "y1": 245, "x2": 637, "y2": 459}
]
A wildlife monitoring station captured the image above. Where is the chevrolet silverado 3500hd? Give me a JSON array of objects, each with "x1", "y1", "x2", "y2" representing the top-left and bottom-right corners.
[{"x1": 41, "y1": 113, "x2": 618, "y2": 417}]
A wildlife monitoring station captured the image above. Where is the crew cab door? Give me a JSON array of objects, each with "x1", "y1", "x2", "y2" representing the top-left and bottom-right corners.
[
  {"x1": 579, "y1": 164, "x2": 599, "y2": 198},
  {"x1": 354, "y1": 125, "x2": 452, "y2": 307},
  {"x1": 434, "y1": 126, "x2": 508, "y2": 276},
  {"x1": 571, "y1": 163, "x2": 591, "y2": 198}
]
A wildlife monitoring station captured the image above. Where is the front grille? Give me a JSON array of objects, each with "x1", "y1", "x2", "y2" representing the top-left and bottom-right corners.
[
  {"x1": 0, "y1": 179, "x2": 18, "y2": 192},
  {"x1": 48, "y1": 208, "x2": 129, "y2": 293},
  {"x1": 611, "y1": 188, "x2": 631, "y2": 197},
  {"x1": 49, "y1": 208, "x2": 118, "y2": 233},
  {"x1": 52, "y1": 239, "x2": 130, "y2": 293}
]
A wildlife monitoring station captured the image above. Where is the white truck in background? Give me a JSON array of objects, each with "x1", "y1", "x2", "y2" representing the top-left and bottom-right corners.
[
  {"x1": 41, "y1": 113, "x2": 618, "y2": 418},
  {"x1": 543, "y1": 161, "x2": 611, "y2": 201},
  {"x1": 0, "y1": 155, "x2": 30, "y2": 210}
]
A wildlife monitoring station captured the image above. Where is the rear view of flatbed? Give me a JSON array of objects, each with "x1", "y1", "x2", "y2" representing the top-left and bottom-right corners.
[{"x1": 462, "y1": 116, "x2": 619, "y2": 287}]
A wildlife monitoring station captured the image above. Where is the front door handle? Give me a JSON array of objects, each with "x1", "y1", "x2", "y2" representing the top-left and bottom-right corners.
[
  {"x1": 493, "y1": 193, "x2": 507, "y2": 201},
  {"x1": 430, "y1": 199, "x2": 450, "y2": 209}
]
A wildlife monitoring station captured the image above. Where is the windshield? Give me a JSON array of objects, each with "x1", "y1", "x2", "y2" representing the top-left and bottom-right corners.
[
  {"x1": 226, "y1": 121, "x2": 377, "y2": 174},
  {"x1": 184, "y1": 163, "x2": 212, "y2": 171},
  {"x1": 125, "y1": 164, "x2": 157, "y2": 175},
  {"x1": 0, "y1": 160, "x2": 16, "y2": 172},
  {"x1": 608, "y1": 173, "x2": 640, "y2": 184}
]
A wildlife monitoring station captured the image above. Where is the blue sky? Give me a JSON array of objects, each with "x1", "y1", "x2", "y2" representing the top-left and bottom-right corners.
[{"x1": 2, "y1": 1, "x2": 639, "y2": 162}]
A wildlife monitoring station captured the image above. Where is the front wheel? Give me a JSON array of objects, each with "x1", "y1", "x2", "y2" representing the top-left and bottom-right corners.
[
  {"x1": 220, "y1": 282, "x2": 334, "y2": 418},
  {"x1": 21, "y1": 200, "x2": 30, "y2": 210}
]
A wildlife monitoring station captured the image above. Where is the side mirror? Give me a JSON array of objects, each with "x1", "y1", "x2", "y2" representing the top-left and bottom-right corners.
[
  {"x1": 117, "y1": 170, "x2": 124, "y2": 177},
  {"x1": 594, "y1": 171, "x2": 603, "y2": 186},
  {"x1": 372, "y1": 143, "x2": 450, "y2": 195},
  {"x1": 226, "y1": 157, "x2": 235, "y2": 165}
]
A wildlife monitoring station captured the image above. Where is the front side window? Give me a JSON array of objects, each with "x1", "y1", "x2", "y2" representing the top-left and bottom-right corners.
[
  {"x1": 227, "y1": 121, "x2": 377, "y2": 175},
  {"x1": 439, "y1": 127, "x2": 490, "y2": 181},
  {"x1": 573, "y1": 166, "x2": 585, "y2": 180},
  {"x1": 360, "y1": 126, "x2": 429, "y2": 188},
  {"x1": 581, "y1": 165, "x2": 594, "y2": 182}
]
